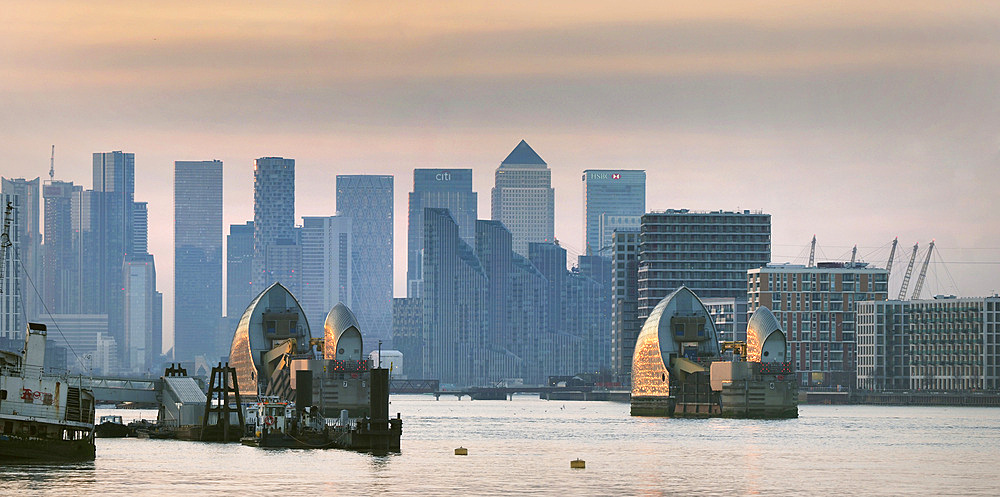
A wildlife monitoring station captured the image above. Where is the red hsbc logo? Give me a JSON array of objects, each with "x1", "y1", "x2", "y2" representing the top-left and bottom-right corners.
[{"x1": 612, "y1": 173, "x2": 620, "y2": 179}]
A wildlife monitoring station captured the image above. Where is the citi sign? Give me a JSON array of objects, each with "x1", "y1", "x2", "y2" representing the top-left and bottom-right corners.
[
  {"x1": 589, "y1": 172, "x2": 622, "y2": 180},
  {"x1": 436, "y1": 171, "x2": 452, "y2": 181}
]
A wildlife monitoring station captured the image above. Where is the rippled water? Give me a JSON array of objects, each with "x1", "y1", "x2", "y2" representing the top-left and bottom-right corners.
[{"x1": 2, "y1": 395, "x2": 999, "y2": 496}]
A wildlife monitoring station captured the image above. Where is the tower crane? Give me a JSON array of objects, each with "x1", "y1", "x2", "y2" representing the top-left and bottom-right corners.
[
  {"x1": 49, "y1": 145, "x2": 55, "y2": 180},
  {"x1": 910, "y1": 240, "x2": 935, "y2": 300},
  {"x1": 808, "y1": 235, "x2": 816, "y2": 267},
  {"x1": 886, "y1": 237, "x2": 898, "y2": 278},
  {"x1": 897, "y1": 243, "x2": 919, "y2": 300}
]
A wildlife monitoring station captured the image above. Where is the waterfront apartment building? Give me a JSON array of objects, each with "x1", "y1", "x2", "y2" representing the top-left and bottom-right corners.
[
  {"x1": 611, "y1": 229, "x2": 640, "y2": 382},
  {"x1": 856, "y1": 296, "x2": 1000, "y2": 391},
  {"x1": 637, "y1": 209, "x2": 770, "y2": 320},
  {"x1": 300, "y1": 216, "x2": 352, "y2": 332},
  {"x1": 491, "y1": 140, "x2": 554, "y2": 257},
  {"x1": 252, "y1": 157, "x2": 296, "y2": 290},
  {"x1": 406, "y1": 169, "x2": 476, "y2": 296},
  {"x1": 174, "y1": 160, "x2": 223, "y2": 362},
  {"x1": 336, "y1": 175, "x2": 393, "y2": 346},
  {"x1": 747, "y1": 262, "x2": 889, "y2": 388},
  {"x1": 582, "y1": 170, "x2": 645, "y2": 257}
]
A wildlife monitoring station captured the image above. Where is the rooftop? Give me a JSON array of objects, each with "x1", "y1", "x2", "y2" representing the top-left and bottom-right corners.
[{"x1": 501, "y1": 140, "x2": 546, "y2": 167}]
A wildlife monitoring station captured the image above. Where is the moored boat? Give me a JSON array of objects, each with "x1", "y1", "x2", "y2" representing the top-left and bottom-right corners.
[
  {"x1": 0, "y1": 323, "x2": 96, "y2": 462},
  {"x1": 95, "y1": 415, "x2": 129, "y2": 438}
]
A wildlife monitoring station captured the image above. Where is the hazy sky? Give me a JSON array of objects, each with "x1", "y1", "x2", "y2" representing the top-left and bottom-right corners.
[{"x1": 3, "y1": 1, "x2": 999, "y2": 344}]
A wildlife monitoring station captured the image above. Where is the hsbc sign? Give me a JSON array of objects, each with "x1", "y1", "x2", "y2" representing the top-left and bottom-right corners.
[{"x1": 588, "y1": 172, "x2": 624, "y2": 180}]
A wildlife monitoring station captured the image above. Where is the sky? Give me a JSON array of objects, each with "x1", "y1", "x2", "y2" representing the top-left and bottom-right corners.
[{"x1": 2, "y1": 1, "x2": 999, "y2": 346}]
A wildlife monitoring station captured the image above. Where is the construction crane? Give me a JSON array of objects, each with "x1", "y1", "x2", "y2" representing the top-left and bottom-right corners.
[
  {"x1": 897, "y1": 243, "x2": 919, "y2": 300},
  {"x1": 886, "y1": 237, "x2": 898, "y2": 278},
  {"x1": 0, "y1": 202, "x2": 12, "y2": 294},
  {"x1": 49, "y1": 145, "x2": 55, "y2": 180},
  {"x1": 910, "y1": 240, "x2": 935, "y2": 300},
  {"x1": 808, "y1": 235, "x2": 816, "y2": 267}
]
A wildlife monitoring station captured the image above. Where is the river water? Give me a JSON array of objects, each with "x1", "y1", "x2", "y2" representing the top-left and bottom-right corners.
[{"x1": 2, "y1": 395, "x2": 999, "y2": 496}]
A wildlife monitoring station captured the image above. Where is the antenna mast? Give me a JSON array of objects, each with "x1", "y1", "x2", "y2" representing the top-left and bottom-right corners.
[
  {"x1": 49, "y1": 145, "x2": 55, "y2": 180},
  {"x1": 808, "y1": 235, "x2": 816, "y2": 268}
]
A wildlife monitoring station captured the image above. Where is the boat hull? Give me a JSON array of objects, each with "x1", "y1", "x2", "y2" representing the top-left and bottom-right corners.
[
  {"x1": 0, "y1": 437, "x2": 96, "y2": 462},
  {"x1": 95, "y1": 422, "x2": 130, "y2": 438}
]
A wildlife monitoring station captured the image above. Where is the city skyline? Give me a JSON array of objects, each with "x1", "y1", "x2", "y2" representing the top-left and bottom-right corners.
[{"x1": 2, "y1": 2, "x2": 998, "y2": 348}]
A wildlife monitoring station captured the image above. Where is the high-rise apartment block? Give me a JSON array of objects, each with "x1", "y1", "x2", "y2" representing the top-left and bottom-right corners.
[
  {"x1": 123, "y1": 254, "x2": 156, "y2": 372},
  {"x1": 174, "y1": 160, "x2": 223, "y2": 362},
  {"x1": 336, "y1": 175, "x2": 393, "y2": 346},
  {"x1": 638, "y1": 209, "x2": 771, "y2": 320},
  {"x1": 300, "y1": 216, "x2": 352, "y2": 331},
  {"x1": 406, "y1": 169, "x2": 476, "y2": 296},
  {"x1": 856, "y1": 296, "x2": 1000, "y2": 391},
  {"x1": 582, "y1": 170, "x2": 645, "y2": 256},
  {"x1": 610, "y1": 229, "x2": 641, "y2": 381},
  {"x1": 491, "y1": 140, "x2": 554, "y2": 257},
  {"x1": 1, "y1": 177, "x2": 41, "y2": 321},
  {"x1": 253, "y1": 157, "x2": 296, "y2": 290},
  {"x1": 42, "y1": 179, "x2": 82, "y2": 314},
  {"x1": 0, "y1": 192, "x2": 23, "y2": 340},
  {"x1": 748, "y1": 262, "x2": 889, "y2": 388}
]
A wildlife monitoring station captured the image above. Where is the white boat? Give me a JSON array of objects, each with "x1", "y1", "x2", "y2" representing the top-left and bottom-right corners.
[{"x1": 0, "y1": 323, "x2": 96, "y2": 461}]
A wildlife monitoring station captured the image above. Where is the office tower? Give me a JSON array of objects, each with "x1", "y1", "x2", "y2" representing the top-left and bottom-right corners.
[
  {"x1": 420, "y1": 208, "x2": 487, "y2": 386},
  {"x1": 153, "y1": 290, "x2": 162, "y2": 362},
  {"x1": 174, "y1": 160, "x2": 224, "y2": 362},
  {"x1": 227, "y1": 221, "x2": 255, "y2": 322},
  {"x1": 638, "y1": 209, "x2": 771, "y2": 320},
  {"x1": 336, "y1": 175, "x2": 393, "y2": 346},
  {"x1": 392, "y1": 297, "x2": 423, "y2": 379},
  {"x1": 509, "y1": 253, "x2": 549, "y2": 384},
  {"x1": 610, "y1": 229, "x2": 640, "y2": 382},
  {"x1": 528, "y1": 242, "x2": 566, "y2": 336},
  {"x1": 253, "y1": 157, "x2": 295, "y2": 289},
  {"x1": 1, "y1": 177, "x2": 41, "y2": 320},
  {"x1": 406, "y1": 169, "x2": 476, "y2": 296},
  {"x1": 582, "y1": 170, "x2": 645, "y2": 256},
  {"x1": 0, "y1": 192, "x2": 23, "y2": 340},
  {"x1": 89, "y1": 151, "x2": 135, "y2": 355},
  {"x1": 300, "y1": 215, "x2": 352, "y2": 331},
  {"x1": 857, "y1": 295, "x2": 1000, "y2": 391},
  {"x1": 132, "y1": 201, "x2": 148, "y2": 254},
  {"x1": 491, "y1": 140, "x2": 554, "y2": 257},
  {"x1": 123, "y1": 254, "x2": 156, "y2": 372},
  {"x1": 748, "y1": 262, "x2": 889, "y2": 388},
  {"x1": 43, "y1": 179, "x2": 81, "y2": 314},
  {"x1": 475, "y1": 220, "x2": 513, "y2": 355},
  {"x1": 575, "y1": 254, "x2": 612, "y2": 372}
]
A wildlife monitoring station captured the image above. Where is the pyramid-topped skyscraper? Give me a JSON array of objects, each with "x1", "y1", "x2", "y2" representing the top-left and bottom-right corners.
[{"x1": 491, "y1": 140, "x2": 554, "y2": 256}]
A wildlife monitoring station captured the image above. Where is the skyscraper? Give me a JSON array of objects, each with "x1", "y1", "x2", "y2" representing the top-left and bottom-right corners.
[
  {"x1": 174, "y1": 160, "x2": 223, "y2": 362},
  {"x1": 132, "y1": 201, "x2": 148, "y2": 254},
  {"x1": 491, "y1": 140, "x2": 554, "y2": 256},
  {"x1": 123, "y1": 254, "x2": 156, "y2": 372},
  {"x1": 226, "y1": 221, "x2": 254, "y2": 322},
  {"x1": 336, "y1": 175, "x2": 393, "y2": 345},
  {"x1": 406, "y1": 169, "x2": 476, "y2": 296},
  {"x1": 0, "y1": 192, "x2": 23, "y2": 341},
  {"x1": 300, "y1": 215, "x2": 352, "y2": 331},
  {"x1": 42, "y1": 179, "x2": 82, "y2": 314},
  {"x1": 253, "y1": 157, "x2": 296, "y2": 290},
  {"x1": 89, "y1": 151, "x2": 135, "y2": 356},
  {"x1": 582, "y1": 170, "x2": 645, "y2": 256},
  {"x1": 1, "y1": 177, "x2": 40, "y2": 320}
]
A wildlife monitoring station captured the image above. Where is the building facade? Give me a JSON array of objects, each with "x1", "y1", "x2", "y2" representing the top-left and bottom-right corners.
[
  {"x1": 174, "y1": 160, "x2": 224, "y2": 362},
  {"x1": 1, "y1": 177, "x2": 41, "y2": 320},
  {"x1": 227, "y1": 221, "x2": 254, "y2": 322},
  {"x1": 638, "y1": 209, "x2": 771, "y2": 320},
  {"x1": 406, "y1": 169, "x2": 476, "y2": 296},
  {"x1": 610, "y1": 229, "x2": 641, "y2": 382},
  {"x1": 336, "y1": 175, "x2": 393, "y2": 347},
  {"x1": 300, "y1": 215, "x2": 352, "y2": 332},
  {"x1": 42, "y1": 179, "x2": 82, "y2": 314},
  {"x1": 252, "y1": 157, "x2": 296, "y2": 289},
  {"x1": 856, "y1": 296, "x2": 1000, "y2": 391},
  {"x1": 491, "y1": 140, "x2": 554, "y2": 257},
  {"x1": 581, "y1": 170, "x2": 645, "y2": 257},
  {"x1": 0, "y1": 192, "x2": 23, "y2": 340},
  {"x1": 123, "y1": 254, "x2": 156, "y2": 372},
  {"x1": 748, "y1": 262, "x2": 889, "y2": 388}
]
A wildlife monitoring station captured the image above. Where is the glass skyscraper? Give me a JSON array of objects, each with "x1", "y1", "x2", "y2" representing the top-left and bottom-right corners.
[
  {"x1": 336, "y1": 175, "x2": 393, "y2": 347},
  {"x1": 42, "y1": 179, "x2": 82, "y2": 314},
  {"x1": 491, "y1": 140, "x2": 554, "y2": 257},
  {"x1": 1, "y1": 177, "x2": 40, "y2": 321},
  {"x1": 406, "y1": 169, "x2": 476, "y2": 296},
  {"x1": 174, "y1": 160, "x2": 223, "y2": 362},
  {"x1": 226, "y1": 221, "x2": 254, "y2": 323},
  {"x1": 253, "y1": 157, "x2": 296, "y2": 290},
  {"x1": 582, "y1": 169, "x2": 645, "y2": 257},
  {"x1": 300, "y1": 215, "x2": 352, "y2": 333}
]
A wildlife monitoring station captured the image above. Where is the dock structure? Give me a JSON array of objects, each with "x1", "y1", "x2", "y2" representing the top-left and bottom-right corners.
[
  {"x1": 201, "y1": 363, "x2": 244, "y2": 442},
  {"x1": 432, "y1": 386, "x2": 629, "y2": 401}
]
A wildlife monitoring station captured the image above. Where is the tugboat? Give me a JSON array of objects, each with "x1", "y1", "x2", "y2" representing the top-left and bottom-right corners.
[
  {"x1": 96, "y1": 415, "x2": 129, "y2": 438},
  {"x1": 0, "y1": 323, "x2": 97, "y2": 461}
]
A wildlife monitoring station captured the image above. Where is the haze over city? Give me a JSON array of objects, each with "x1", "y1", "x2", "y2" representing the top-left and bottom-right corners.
[{"x1": 3, "y1": 1, "x2": 999, "y2": 344}]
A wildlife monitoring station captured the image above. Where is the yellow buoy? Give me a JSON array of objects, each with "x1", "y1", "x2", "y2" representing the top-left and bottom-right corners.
[
  {"x1": 571, "y1": 459, "x2": 585, "y2": 469},
  {"x1": 455, "y1": 447, "x2": 468, "y2": 456}
]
